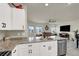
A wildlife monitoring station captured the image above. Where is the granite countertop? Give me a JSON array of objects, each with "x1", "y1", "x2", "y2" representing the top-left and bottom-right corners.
[
  {"x1": 0, "y1": 36, "x2": 67, "y2": 51},
  {"x1": 13, "y1": 36, "x2": 67, "y2": 50},
  {"x1": 0, "y1": 38, "x2": 27, "y2": 51},
  {"x1": 24, "y1": 36, "x2": 67, "y2": 44},
  {"x1": 5, "y1": 36, "x2": 27, "y2": 39}
]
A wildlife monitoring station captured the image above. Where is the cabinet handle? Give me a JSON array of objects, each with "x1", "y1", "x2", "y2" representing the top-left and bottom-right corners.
[
  {"x1": 28, "y1": 45, "x2": 32, "y2": 47},
  {"x1": 48, "y1": 46, "x2": 52, "y2": 50},
  {"x1": 43, "y1": 45, "x2": 46, "y2": 47},
  {"x1": 28, "y1": 49, "x2": 32, "y2": 53},
  {"x1": 22, "y1": 25, "x2": 24, "y2": 29},
  {"x1": 13, "y1": 50, "x2": 16, "y2": 53}
]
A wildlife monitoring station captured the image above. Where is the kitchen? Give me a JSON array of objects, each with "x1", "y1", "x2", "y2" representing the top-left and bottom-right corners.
[
  {"x1": 0, "y1": 3, "x2": 73, "y2": 56},
  {"x1": 0, "y1": 3, "x2": 27, "y2": 56}
]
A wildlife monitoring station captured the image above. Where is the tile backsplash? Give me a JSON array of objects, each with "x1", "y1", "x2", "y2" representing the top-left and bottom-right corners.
[
  {"x1": 0, "y1": 30, "x2": 27, "y2": 40},
  {"x1": 0, "y1": 30, "x2": 27, "y2": 50}
]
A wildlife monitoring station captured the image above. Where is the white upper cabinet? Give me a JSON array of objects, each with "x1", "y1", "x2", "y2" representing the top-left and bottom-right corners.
[
  {"x1": 0, "y1": 3, "x2": 11, "y2": 30},
  {"x1": 0, "y1": 3, "x2": 26, "y2": 30},
  {"x1": 12, "y1": 8, "x2": 26, "y2": 30}
]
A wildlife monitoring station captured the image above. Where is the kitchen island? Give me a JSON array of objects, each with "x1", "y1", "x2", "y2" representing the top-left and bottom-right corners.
[{"x1": 12, "y1": 37, "x2": 67, "y2": 56}]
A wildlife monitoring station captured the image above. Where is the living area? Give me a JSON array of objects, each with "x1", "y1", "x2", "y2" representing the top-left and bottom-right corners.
[{"x1": 26, "y1": 3, "x2": 79, "y2": 56}]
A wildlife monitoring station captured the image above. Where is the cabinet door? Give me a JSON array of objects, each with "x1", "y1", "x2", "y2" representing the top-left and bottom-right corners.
[
  {"x1": 12, "y1": 8, "x2": 25, "y2": 30},
  {"x1": 27, "y1": 43, "x2": 40, "y2": 56},
  {"x1": 40, "y1": 41, "x2": 57, "y2": 56},
  {"x1": 0, "y1": 3, "x2": 11, "y2": 30},
  {"x1": 12, "y1": 43, "x2": 40, "y2": 56},
  {"x1": 12, "y1": 44, "x2": 28, "y2": 56}
]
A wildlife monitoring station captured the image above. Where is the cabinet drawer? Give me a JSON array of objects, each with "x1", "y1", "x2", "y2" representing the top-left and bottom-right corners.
[{"x1": 27, "y1": 43, "x2": 40, "y2": 56}]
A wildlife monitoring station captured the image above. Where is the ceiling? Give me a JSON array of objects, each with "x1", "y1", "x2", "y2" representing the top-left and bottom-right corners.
[{"x1": 25, "y1": 3, "x2": 79, "y2": 23}]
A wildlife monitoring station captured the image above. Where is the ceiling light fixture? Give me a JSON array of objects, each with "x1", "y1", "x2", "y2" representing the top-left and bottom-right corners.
[
  {"x1": 45, "y1": 3, "x2": 48, "y2": 6},
  {"x1": 67, "y1": 3, "x2": 72, "y2": 5}
]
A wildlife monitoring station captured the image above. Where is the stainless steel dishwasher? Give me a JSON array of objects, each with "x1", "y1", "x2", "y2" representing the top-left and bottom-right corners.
[{"x1": 57, "y1": 39, "x2": 67, "y2": 56}]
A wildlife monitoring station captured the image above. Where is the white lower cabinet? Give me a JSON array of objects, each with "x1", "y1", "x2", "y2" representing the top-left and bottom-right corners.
[
  {"x1": 12, "y1": 41, "x2": 57, "y2": 56},
  {"x1": 39, "y1": 41, "x2": 57, "y2": 56},
  {"x1": 12, "y1": 44, "x2": 28, "y2": 56},
  {"x1": 12, "y1": 43, "x2": 40, "y2": 56},
  {"x1": 27, "y1": 43, "x2": 40, "y2": 56}
]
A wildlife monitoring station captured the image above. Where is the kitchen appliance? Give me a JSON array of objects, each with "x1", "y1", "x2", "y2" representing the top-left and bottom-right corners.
[{"x1": 57, "y1": 39, "x2": 67, "y2": 56}]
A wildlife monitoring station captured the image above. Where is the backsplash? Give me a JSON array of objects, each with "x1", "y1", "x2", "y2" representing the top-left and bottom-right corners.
[
  {"x1": 0, "y1": 30, "x2": 26, "y2": 40},
  {"x1": 0, "y1": 30, "x2": 27, "y2": 50},
  {"x1": 0, "y1": 31, "x2": 4, "y2": 40}
]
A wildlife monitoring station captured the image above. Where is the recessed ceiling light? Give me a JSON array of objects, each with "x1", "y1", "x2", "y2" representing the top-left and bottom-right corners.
[
  {"x1": 67, "y1": 3, "x2": 72, "y2": 5},
  {"x1": 45, "y1": 3, "x2": 48, "y2": 6}
]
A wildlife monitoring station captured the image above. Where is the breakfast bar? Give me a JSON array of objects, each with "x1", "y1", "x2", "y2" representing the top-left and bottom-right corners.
[{"x1": 12, "y1": 37, "x2": 67, "y2": 56}]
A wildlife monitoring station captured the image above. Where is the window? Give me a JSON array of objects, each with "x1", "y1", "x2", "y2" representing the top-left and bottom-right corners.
[
  {"x1": 28, "y1": 26, "x2": 34, "y2": 33},
  {"x1": 36, "y1": 26, "x2": 43, "y2": 34}
]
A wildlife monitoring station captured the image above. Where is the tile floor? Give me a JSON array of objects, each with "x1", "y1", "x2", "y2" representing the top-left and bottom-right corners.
[{"x1": 66, "y1": 40, "x2": 79, "y2": 56}]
